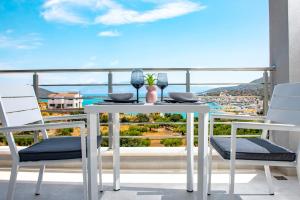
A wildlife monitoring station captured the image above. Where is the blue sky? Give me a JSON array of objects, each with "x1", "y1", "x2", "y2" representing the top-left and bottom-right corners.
[{"x1": 0, "y1": 0, "x2": 269, "y2": 93}]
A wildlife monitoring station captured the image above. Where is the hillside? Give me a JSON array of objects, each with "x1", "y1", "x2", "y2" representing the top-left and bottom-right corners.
[
  {"x1": 39, "y1": 88, "x2": 52, "y2": 98},
  {"x1": 202, "y1": 77, "x2": 264, "y2": 96}
]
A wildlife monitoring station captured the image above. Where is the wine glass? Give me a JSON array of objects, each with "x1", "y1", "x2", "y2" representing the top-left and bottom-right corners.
[
  {"x1": 131, "y1": 69, "x2": 144, "y2": 103},
  {"x1": 157, "y1": 73, "x2": 168, "y2": 102}
]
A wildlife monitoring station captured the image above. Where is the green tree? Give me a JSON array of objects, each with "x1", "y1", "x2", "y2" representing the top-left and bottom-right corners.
[
  {"x1": 169, "y1": 114, "x2": 184, "y2": 122},
  {"x1": 135, "y1": 114, "x2": 149, "y2": 122}
]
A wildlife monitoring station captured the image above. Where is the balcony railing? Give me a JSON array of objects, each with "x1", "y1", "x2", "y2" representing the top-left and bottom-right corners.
[{"x1": 0, "y1": 67, "x2": 276, "y2": 148}]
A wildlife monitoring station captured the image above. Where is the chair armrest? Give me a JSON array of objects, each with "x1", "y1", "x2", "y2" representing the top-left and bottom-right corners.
[
  {"x1": 231, "y1": 122, "x2": 300, "y2": 132},
  {"x1": 211, "y1": 113, "x2": 266, "y2": 121},
  {"x1": 0, "y1": 122, "x2": 86, "y2": 133},
  {"x1": 43, "y1": 114, "x2": 87, "y2": 122}
]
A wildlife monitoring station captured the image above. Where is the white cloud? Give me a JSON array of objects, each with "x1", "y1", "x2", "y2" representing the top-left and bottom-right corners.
[
  {"x1": 0, "y1": 32, "x2": 43, "y2": 50},
  {"x1": 41, "y1": 0, "x2": 205, "y2": 25},
  {"x1": 42, "y1": 6, "x2": 87, "y2": 24},
  {"x1": 98, "y1": 30, "x2": 121, "y2": 37},
  {"x1": 95, "y1": 1, "x2": 204, "y2": 25}
]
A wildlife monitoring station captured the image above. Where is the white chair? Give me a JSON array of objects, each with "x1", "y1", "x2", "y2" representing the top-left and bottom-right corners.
[
  {"x1": 208, "y1": 83, "x2": 300, "y2": 196},
  {"x1": 0, "y1": 85, "x2": 103, "y2": 200}
]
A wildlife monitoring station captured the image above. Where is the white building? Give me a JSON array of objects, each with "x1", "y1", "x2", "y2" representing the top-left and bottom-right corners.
[{"x1": 47, "y1": 92, "x2": 83, "y2": 109}]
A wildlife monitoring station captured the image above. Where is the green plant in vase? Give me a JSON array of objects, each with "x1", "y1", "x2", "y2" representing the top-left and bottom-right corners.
[{"x1": 145, "y1": 73, "x2": 157, "y2": 103}]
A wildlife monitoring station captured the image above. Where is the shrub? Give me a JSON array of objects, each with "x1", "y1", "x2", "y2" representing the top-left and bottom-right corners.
[
  {"x1": 121, "y1": 130, "x2": 143, "y2": 136},
  {"x1": 0, "y1": 136, "x2": 7, "y2": 146},
  {"x1": 169, "y1": 114, "x2": 184, "y2": 122},
  {"x1": 120, "y1": 138, "x2": 151, "y2": 147},
  {"x1": 134, "y1": 114, "x2": 149, "y2": 122},
  {"x1": 120, "y1": 116, "x2": 131, "y2": 122},
  {"x1": 100, "y1": 114, "x2": 108, "y2": 123},
  {"x1": 0, "y1": 136, "x2": 35, "y2": 146},
  {"x1": 213, "y1": 124, "x2": 261, "y2": 136},
  {"x1": 173, "y1": 125, "x2": 186, "y2": 135},
  {"x1": 99, "y1": 138, "x2": 150, "y2": 147},
  {"x1": 57, "y1": 128, "x2": 74, "y2": 136},
  {"x1": 144, "y1": 124, "x2": 160, "y2": 131},
  {"x1": 160, "y1": 138, "x2": 183, "y2": 147},
  {"x1": 101, "y1": 138, "x2": 109, "y2": 147},
  {"x1": 14, "y1": 137, "x2": 34, "y2": 146},
  {"x1": 128, "y1": 126, "x2": 148, "y2": 132}
]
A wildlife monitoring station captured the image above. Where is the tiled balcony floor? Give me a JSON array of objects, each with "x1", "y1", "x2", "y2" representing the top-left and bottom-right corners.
[{"x1": 0, "y1": 168, "x2": 299, "y2": 200}]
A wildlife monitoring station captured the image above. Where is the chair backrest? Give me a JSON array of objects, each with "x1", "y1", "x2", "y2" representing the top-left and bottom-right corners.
[
  {"x1": 0, "y1": 85, "x2": 44, "y2": 127},
  {"x1": 0, "y1": 85, "x2": 48, "y2": 161},
  {"x1": 267, "y1": 83, "x2": 300, "y2": 125}
]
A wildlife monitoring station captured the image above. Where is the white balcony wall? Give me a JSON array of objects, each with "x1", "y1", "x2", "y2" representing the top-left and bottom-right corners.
[{"x1": 269, "y1": 0, "x2": 300, "y2": 155}]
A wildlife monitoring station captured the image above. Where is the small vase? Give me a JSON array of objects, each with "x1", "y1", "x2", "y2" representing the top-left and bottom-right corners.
[{"x1": 146, "y1": 85, "x2": 157, "y2": 103}]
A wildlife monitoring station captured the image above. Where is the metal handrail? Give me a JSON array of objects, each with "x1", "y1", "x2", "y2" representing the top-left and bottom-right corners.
[{"x1": 0, "y1": 67, "x2": 275, "y2": 73}]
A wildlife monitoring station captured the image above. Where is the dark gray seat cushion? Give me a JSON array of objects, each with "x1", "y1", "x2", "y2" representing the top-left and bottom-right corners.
[
  {"x1": 19, "y1": 136, "x2": 102, "y2": 162},
  {"x1": 210, "y1": 137, "x2": 296, "y2": 162}
]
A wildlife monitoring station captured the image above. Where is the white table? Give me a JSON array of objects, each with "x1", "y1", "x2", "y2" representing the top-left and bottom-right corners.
[{"x1": 84, "y1": 104, "x2": 210, "y2": 200}]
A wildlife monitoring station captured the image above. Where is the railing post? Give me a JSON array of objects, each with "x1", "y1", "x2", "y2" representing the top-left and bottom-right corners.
[
  {"x1": 263, "y1": 71, "x2": 269, "y2": 115},
  {"x1": 108, "y1": 71, "x2": 113, "y2": 149},
  {"x1": 33, "y1": 72, "x2": 40, "y2": 143},
  {"x1": 33, "y1": 72, "x2": 39, "y2": 99},
  {"x1": 269, "y1": 67, "x2": 276, "y2": 94},
  {"x1": 186, "y1": 70, "x2": 191, "y2": 92},
  {"x1": 185, "y1": 70, "x2": 191, "y2": 151}
]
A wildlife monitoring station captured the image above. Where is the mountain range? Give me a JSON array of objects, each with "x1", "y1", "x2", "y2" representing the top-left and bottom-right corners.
[
  {"x1": 202, "y1": 77, "x2": 264, "y2": 96},
  {"x1": 39, "y1": 77, "x2": 264, "y2": 97}
]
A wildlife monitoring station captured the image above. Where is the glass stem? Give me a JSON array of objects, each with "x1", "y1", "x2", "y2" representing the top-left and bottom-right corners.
[
  {"x1": 161, "y1": 89, "x2": 163, "y2": 102},
  {"x1": 137, "y1": 89, "x2": 139, "y2": 103}
]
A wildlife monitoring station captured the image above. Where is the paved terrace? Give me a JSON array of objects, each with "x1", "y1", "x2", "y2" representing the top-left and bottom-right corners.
[{"x1": 0, "y1": 168, "x2": 299, "y2": 200}]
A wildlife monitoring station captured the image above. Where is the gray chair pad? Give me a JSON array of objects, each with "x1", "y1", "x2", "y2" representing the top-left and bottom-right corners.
[
  {"x1": 210, "y1": 137, "x2": 296, "y2": 162},
  {"x1": 19, "y1": 136, "x2": 102, "y2": 162}
]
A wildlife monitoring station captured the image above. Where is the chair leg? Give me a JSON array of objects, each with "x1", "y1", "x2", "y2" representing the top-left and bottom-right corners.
[
  {"x1": 82, "y1": 157, "x2": 88, "y2": 200},
  {"x1": 98, "y1": 147, "x2": 103, "y2": 192},
  {"x1": 264, "y1": 165, "x2": 274, "y2": 195},
  {"x1": 297, "y1": 163, "x2": 300, "y2": 184},
  {"x1": 229, "y1": 162, "x2": 235, "y2": 196},
  {"x1": 207, "y1": 147, "x2": 213, "y2": 195},
  {"x1": 35, "y1": 165, "x2": 45, "y2": 195},
  {"x1": 6, "y1": 164, "x2": 19, "y2": 200},
  {"x1": 296, "y1": 145, "x2": 300, "y2": 184}
]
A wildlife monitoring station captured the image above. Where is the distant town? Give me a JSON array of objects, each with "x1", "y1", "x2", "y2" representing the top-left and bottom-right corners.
[{"x1": 200, "y1": 91, "x2": 263, "y2": 115}]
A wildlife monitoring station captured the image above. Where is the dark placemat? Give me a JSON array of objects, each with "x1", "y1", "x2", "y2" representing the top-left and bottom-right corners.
[
  {"x1": 95, "y1": 101, "x2": 144, "y2": 105},
  {"x1": 154, "y1": 101, "x2": 205, "y2": 105},
  {"x1": 166, "y1": 99, "x2": 198, "y2": 103},
  {"x1": 104, "y1": 99, "x2": 136, "y2": 103}
]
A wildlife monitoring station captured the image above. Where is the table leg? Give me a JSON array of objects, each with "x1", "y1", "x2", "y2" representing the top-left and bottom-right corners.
[
  {"x1": 108, "y1": 113, "x2": 113, "y2": 149},
  {"x1": 186, "y1": 113, "x2": 194, "y2": 192},
  {"x1": 198, "y1": 112, "x2": 209, "y2": 200},
  {"x1": 87, "y1": 113, "x2": 99, "y2": 200},
  {"x1": 113, "y1": 113, "x2": 120, "y2": 191}
]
